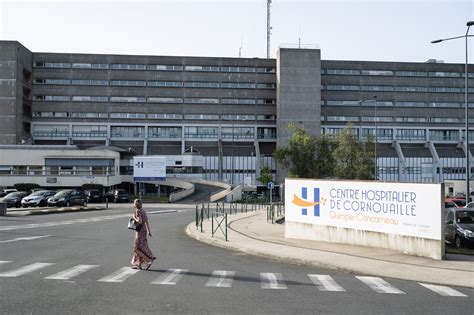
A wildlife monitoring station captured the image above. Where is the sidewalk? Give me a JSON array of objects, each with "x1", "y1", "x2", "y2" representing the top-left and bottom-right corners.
[{"x1": 186, "y1": 210, "x2": 474, "y2": 288}]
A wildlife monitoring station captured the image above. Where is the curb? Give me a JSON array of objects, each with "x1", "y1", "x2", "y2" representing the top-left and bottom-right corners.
[{"x1": 6, "y1": 206, "x2": 106, "y2": 216}]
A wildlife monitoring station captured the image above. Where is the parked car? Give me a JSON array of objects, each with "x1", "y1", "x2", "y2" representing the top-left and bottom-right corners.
[
  {"x1": 0, "y1": 191, "x2": 29, "y2": 208},
  {"x1": 21, "y1": 190, "x2": 56, "y2": 207},
  {"x1": 446, "y1": 197, "x2": 466, "y2": 208},
  {"x1": 105, "y1": 189, "x2": 130, "y2": 203},
  {"x1": 445, "y1": 208, "x2": 474, "y2": 249},
  {"x1": 47, "y1": 190, "x2": 87, "y2": 207},
  {"x1": 85, "y1": 189, "x2": 103, "y2": 203},
  {"x1": 0, "y1": 188, "x2": 18, "y2": 198},
  {"x1": 465, "y1": 202, "x2": 474, "y2": 208}
]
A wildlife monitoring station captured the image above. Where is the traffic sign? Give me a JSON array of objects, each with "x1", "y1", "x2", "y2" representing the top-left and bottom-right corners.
[{"x1": 267, "y1": 181, "x2": 274, "y2": 190}]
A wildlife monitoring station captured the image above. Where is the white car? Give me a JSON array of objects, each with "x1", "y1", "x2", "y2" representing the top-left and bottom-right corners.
[{"x1": 21, "y1": 190, "x2": 56, "y2": 207}]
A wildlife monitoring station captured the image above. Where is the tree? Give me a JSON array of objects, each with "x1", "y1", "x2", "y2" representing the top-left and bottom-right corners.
[
  {"x1": 14, "y1": 183, "x2": 40, "y2": 192},
  {"x1": 257, "y1": 165, "x2": 273, "y2": 186}
]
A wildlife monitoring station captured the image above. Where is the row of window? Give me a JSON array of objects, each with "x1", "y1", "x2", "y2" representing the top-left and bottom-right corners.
[
  {"x1": 33, "y1": 78, "x2": 276, "y2": 89},
  {"x1": 323, "y1": 85, "x2": 474, "y2": 93},
  {"x1": 323, "y1": 69, "x2": 474, "y2": 78},
  {"x1": 324, "y1": 100, "x2": 471, "y2": 108},
  {"x1": 32, "y1": 125, "x2": 277, "y2": 140},
  {"x1": 33, "y1": 111, "x2": 276, "y2": 121},
  {"x1": 33, "y1": 62, "x2": 276, "y2": 73},
  {"x1": 322, "y1": 116, "x2": 463, "y2": 123},
  {"x1": 32, "y1": 95, "x2": 276, "y2": 105}
]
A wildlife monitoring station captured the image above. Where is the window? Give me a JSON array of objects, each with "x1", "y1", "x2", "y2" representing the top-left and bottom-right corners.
[
  {"x1": 256, "y1": 83, "x2": 276, "y2": 89},
  {"x1": 184, "y1": 82, "x2": 220, "y2": 88},
  {"x1": 33, "y1": 111, "x2": 69, "y2": 118},
  {"x1": 110, "y1": 80, "x2": 146, "y2": 87},
  {"x1": 395, "y1": 71, "x2": 427, "y2": 77},
  {"x1": 257, "y1": 99, "x2": 276, "y2": 105},
  {"x1": 221, "y1": 82, "x2": 256, "y2": 89},
  {"x1": 325, "y1": 69, "x2": 360, "y2": 75},
  {"x1": 184, "y1": 126, "x2": 218, "y2": 138},
  {"x1": 221, "y1": 66, "x2": 256, "y2": 73},
  {"x1": 71, "y1": 79, "x2": 108, "y2": 86},
  {"x1": 148, "y1": 113, "x2": 183, "y2": 119},
  {"x1": 429, "y1": 130, "x2": 459, "y2": 141},
  {"x1": 184, "y1": 98, "x2": 219, "y2": 104},
  {"x1": 110, "y1": 64, "x2": 146, "y2": 70},
  {"x1": 428, "y1": 102, "x2": 461, "y2": 108},
  {"x1": 325, "y1": 85, "x2": 360, "y2": 91},
  {"x1": 34, "y1": 95, "x2": 70, "y2": 101},
  {"x1": 221, "y1": 127, "x2": 254, "y2": 139},
  {"x1": 184, "y1": 65, "x2": 219, "y2": 72},
  {"x1": 428, "y1": 87, "x2": 461, "y2": 93},
  {"x1": 148, "y1": 127, "x2": 181, "y2": 138},
  {"x1": 34, "y1": 79, "x2": 70, "y2": 85},
  {"x1": 361, "y1": 85, "x2": 394, "y2": 91},
  {"x1": 395, "y1": 86, "x2": 428, "y2": 92},
  {"x1": 33, "y1": 62, "x2": 70, "y2": 68},
  {"x1": 327, "y1": 116, "x2": 359, "y2": 122},
  {"x1": 184, "y1": 114, "x2": 219, "y2": 120},
  {"x1": 111, "y1": 126, "x2": 144, "y2": 138},
  {"x1": 257, "y1": 127, "x2": 276, "y2": 139},
  {"x1": 362, "y1": 128, "x2": 393, "y2": 140},
  {"x1": 396, "y1": 129, "x2": 426, "y2": 140},
  {"x1": 72, "y1": 112, "x2": 108, "y2": 118},
  {"x1": 72, "y1": 125, "x2": 107, "y2": 137},
  {"x1": 148, "y1": 97, "x2": 183, "y2": 104},
  {"x1": 33, "y1": 125, "x2": 69, "y2": 137},
  {"x1": 395, "y1": 102, "x2": 426, "y2": 107},
  {"x1": 326, "y1": 100, "x2": 360, "y2": 106},
  {"x1": 429, "y1": 117, "x2": 461, "y2": 123},
  {"x1": 361, "y1": 116, "x2": 393, "y2": 122},
  {"x1": 110, "y1": 113, "x2": 146, "y2": 119},
  {"x1": 395, "y1": 117, "x2": 427, "y2": 123},
  {"x1": 148, "y1": 81, "x2": 183, "y2": 87},
  {"x1": 72, "y1": 96, "x2": 108, "y2": 102},
  {"x1": 257, "y1": 114, "x2": 276, "y2": 121},
  {"x1": 222, "y1": 98, "x2": 256, "y2": 105},
  {"x1": 361, "y1": 70, "x2": 393, "y2": 76},
  {"x1": 222, "y1": 114, "x2": 256, "y2": 121},
  {"x1": 257, "y1": 67, "x2": 276, "y2": 73},
  {"x1": 428, "y1": 72, "x2": 461, "y2": 78},
  {"x1": 110, "y1": 96, "x2": 145, "y2": 103},
  {"x1": 72, "y1": 63, "x2": 108, "y2": 69},
  {"x1": 148, "y1": 64, "x2": 183, "y2": 71}
]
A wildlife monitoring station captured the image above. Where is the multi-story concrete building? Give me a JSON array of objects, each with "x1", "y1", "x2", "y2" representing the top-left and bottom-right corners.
[{"x1": 1, "y1": 40, "x2": 473, "y2": 188}]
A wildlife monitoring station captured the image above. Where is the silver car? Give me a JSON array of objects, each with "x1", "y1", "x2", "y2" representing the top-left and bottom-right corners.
[{"x1": 21, "y1": 190, "x2": 56, "y2": 208}]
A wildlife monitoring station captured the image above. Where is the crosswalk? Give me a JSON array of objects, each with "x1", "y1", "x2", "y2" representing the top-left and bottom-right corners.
[{"x1": 0, "y1": 261, "x2": 469, "y2": 297}]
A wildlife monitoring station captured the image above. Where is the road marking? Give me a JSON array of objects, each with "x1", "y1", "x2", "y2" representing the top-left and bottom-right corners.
[
  {"x1": 419, "y1": 283, "x2": 467, "y2": 297},
  {"x1": 45, "y1": 264, "x2": 99, "y2": 280},
  {"x1": 0, "y1": 262, "x2": 54, "y2": 277},
  {"x1": 0, "y1": 210, "x2": 178, "y2": 232},
  {"x1": 308, "y1": 274, "x2": 345, "y2": 292},
  {"x1": 97, "y1": 267, "x2": 140, "y2": 283},
  {"x1": 0, "y1": 261, "x2": 12, "y2": 265},
  {"x1": 356, "y1": 276, "x2": 405, "y2": 294},
  {"x1": 260, "y1": 273, "x2": 287, "y2": 289},
  {"x1": 205, "y1": 270, "x2": 235, "y2": 288},
  {"x1": 0, "y1": 235, "x2": 51, "y2": 244},
  {"x1": 151, "y1": 269, "x2": 188, "y2": 285}
]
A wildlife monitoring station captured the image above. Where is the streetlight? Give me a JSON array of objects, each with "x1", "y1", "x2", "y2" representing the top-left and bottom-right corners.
[
  {"x1": 432, "y1": 21, "x2": 474, "y2": 200},
  {"x1": 359, "y1": 95, "x2": 378, "y2": 180}
]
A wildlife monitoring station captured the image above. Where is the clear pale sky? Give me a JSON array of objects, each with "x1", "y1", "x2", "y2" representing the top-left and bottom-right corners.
[{"x1": 0, "y1": 0, "x2": 472, "y2": 63}]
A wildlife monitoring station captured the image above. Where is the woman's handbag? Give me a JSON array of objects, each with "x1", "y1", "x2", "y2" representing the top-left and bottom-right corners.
[{"x1": 128, "y1": 218, "x2": 138, "y2": 230}]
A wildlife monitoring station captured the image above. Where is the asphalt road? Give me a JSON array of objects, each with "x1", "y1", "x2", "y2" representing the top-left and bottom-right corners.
[{"x1": 0, "y1": 203, "x2": 473, "y2": 315}]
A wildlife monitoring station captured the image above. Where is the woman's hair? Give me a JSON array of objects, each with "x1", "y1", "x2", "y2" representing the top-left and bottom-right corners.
[{"x1": 134, "y1": 199, "x2": 142, "y2": 208}]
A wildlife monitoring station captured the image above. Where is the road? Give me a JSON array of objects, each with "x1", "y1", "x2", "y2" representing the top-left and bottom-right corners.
[{"x1": 0, "y1": 203, "x2": 473, "y2": 314}]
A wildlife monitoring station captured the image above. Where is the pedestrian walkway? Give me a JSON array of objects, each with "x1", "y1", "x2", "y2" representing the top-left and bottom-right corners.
[
  {"x1": 0, "y1": 260, "x2": 469, "y2": 297},
  {"x1": 185, "y1": 210, "x2": 474, "y2": 289}
]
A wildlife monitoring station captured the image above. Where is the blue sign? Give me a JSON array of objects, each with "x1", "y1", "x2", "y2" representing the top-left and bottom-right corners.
[{"x1": 267, "y1": 181, "x2": 274, "y2": 190}]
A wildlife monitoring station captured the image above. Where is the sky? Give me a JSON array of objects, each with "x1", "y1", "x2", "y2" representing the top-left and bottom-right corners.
[{"x1": 0, "y1": 0, "x2": 473, "y2": 63}]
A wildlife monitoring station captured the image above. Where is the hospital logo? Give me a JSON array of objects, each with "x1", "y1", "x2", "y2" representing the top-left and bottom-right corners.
[{"x1": 292, "y1": 187, "x2": 326, "y2": 216}]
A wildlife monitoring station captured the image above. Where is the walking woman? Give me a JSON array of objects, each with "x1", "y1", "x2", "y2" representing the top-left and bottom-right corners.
[{"x1": 131, "y1": 199, "x2": 156, "y2": 270}]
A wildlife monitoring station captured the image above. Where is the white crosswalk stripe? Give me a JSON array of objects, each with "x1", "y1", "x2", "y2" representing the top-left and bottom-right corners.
[
  {"x1": 356, "y1": 276, "x2": 405, "y2": 294},
  {"x1": 419, "y1": 283, "x2": 467, "y2": 297},
  {"x1": 97, "y1": 267, "x2": 140, "y2": 283},
  {"x1": 205, "y1": 270, "x2": 235, "y2": 288},
  {"x1": 0, "y1": 262, "x2": 54, "y2": 277},
  {"x1": 260, "y1": 273, "x2": 287, "y2": 289},
  {"x1": 308, "y1": 274, "x2": 345, "y2": 292},
  {"x1": 45, "y1": 264, "x2": 99, "y2": 280},
  {"x1": 151, "y1": 269, "x2": 188, "y2": 285}
]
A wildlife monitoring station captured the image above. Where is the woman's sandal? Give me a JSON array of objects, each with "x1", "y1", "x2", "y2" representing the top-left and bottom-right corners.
[
  {"x1": 131, "y1": 265, "x2": 141, "y2": 270},
  {"x1": 145, "y1": 259, "x2": 154, "y2": 270}
]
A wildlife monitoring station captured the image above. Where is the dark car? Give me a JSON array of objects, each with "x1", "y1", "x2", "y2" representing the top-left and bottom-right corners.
[
  {"x1": 47, "y1": 190, "x2": 87, "y2": 207},
  {"x1": 85, "y1": 189, "x2": 103, "y2": 203},
  {"x1": 105, "y1": 189, "x2": 130, "y2": 203},
  {"x1": 445, "y1": 208, "x2": 474, "y2": 249},
  {"x1": 21, "y1": 190, "x2": 56, "y2": 207},
  {"x1": 0, "y1": 191, "x2": 29, "y2": 208}
]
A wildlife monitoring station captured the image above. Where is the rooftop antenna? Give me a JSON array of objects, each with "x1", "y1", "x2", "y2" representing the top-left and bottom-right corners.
[{"x1": 267, "y1": 0, "x2": 272, "y2": 58}]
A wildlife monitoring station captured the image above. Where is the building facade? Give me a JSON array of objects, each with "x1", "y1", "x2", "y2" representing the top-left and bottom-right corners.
[{"x1": 1, "y1": 40, "x2": 473, "y2": 187}]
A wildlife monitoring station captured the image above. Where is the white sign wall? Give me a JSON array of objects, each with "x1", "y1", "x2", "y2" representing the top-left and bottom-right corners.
[
  {"x1": 133, "y1": 156, "x2": 166, "y2": 181},
  {"x1": 285, "y1": 179, "x2": 442, "y2": 240}
]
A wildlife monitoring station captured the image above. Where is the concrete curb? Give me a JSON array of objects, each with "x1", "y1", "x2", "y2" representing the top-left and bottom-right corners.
[
  {"x1": 185, "y1": 212, "x2": 474, "y2": 288},
  {"x1": 6, "y1": 206, "x2": 105, "y2": 216}
]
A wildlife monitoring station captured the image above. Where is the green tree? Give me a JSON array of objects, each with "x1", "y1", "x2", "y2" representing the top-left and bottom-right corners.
[
  {"x1": 257, "y1": 165, "x2": 273, "y2": 186},
  {"x1": 14, "y1": 183, "x2": 40, "y2": 192}
]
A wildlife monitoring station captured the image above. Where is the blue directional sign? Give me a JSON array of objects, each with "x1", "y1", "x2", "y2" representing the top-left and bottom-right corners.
[{"x1": 267, "y1": 181, "x2": 274, "y2": 190}]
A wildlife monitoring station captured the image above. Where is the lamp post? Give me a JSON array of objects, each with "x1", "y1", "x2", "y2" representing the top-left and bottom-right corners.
[
  {"x1": 359, "y1": 95, "x2": 378, "y2": 180},
  {"x1": 432, "y1": 21, "x2": 474, "y2": 200}
]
